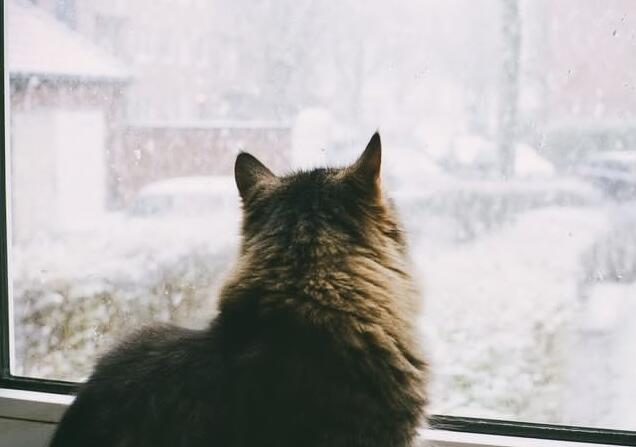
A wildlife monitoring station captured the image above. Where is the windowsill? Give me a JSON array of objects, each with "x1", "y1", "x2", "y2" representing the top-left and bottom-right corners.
[
  {"x1": 0, "y1": 388, "x2": 627, "y2": 447},
  {"x1": 421, "y1": 429, "x2": 623, "y2": 447},
  {"x1": 0, "y1": 388, "x2": 72, "y2": 423}
]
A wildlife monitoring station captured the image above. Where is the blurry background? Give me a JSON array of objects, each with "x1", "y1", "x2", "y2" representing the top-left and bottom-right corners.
[{"x1": 6, "y1": 0, "x2": 636, "y2": 431}]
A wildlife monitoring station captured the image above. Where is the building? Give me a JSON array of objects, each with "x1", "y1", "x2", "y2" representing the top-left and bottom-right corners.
[
  {"x1": 7, "y1": 0, "x2": 130, "y2": 239},
  {"x1": 10, "y1": 0, "x2": 292, "y2": 209}
]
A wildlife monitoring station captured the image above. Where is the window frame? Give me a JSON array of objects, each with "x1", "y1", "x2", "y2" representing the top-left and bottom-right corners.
[{"x1": 0, "y1": 2, "x2": 635, "y2": 446}]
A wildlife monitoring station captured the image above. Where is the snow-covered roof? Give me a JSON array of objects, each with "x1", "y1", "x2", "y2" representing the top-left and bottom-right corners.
[
  {"x1": 7, "y1": 1, "x2": 130, "y2": 82},
  {"x1": 128, "y1": 120, "x2": 292, "y2": 130}
]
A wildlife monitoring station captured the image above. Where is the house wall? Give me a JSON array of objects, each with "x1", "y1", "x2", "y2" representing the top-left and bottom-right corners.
[
  {"x1": 11, "y1": 107, "x2": 108, "y2": 239},
  {"x1": 10, "y1": 110, "x2": 58, "y2": 241},
  {"x1": 117, "y1": 124, "x2": 292, "y2": 204},
  {"x1": 10, "y1": 79, "x2": 126, "y2": 208}
]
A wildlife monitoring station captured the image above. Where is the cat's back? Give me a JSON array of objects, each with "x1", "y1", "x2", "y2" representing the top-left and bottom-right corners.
[
  {"x1": 222, "y1": 289, "x2": 425, "y2": 447},
  {"x1": 50, "y1": 324, "x2": 229, "y2": 447}
]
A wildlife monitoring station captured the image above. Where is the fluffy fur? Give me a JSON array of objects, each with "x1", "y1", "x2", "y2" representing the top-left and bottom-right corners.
[{"x1": 50, "y1": 132, "x2": 427, "y2": 447}]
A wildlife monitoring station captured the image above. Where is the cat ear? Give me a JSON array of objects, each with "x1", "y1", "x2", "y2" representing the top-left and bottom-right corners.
[
  {"x1": 234, "y1": 152, "x2": 276, "y2": 199},
  {"x1": 348, "y1": 132, "x2": 381, "y2": 191}
]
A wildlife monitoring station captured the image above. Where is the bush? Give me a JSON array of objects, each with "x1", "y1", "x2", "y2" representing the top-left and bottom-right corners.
[{"x1": 12, "y1": 225, "x2": 236, "y2": 382}]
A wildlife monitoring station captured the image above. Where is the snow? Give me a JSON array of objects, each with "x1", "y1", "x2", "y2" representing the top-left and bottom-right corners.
[
  {"x1": 12, "y1": 215, "x2": 239, "y2": 381},
  {"x1": 580, "y1": 284, "x2": 624, "y2": 332},
  {"x1": 451, "y1": 135, "x2": 494, "y2": 166},
  {"x1": 415, "y1": 206, "x2": 609, "y2": 424},
  {"x1": 514, "y1": 143, "x2": 555, "y2": 177},
  {"x1": 292, "y1": 108, "x2": 334, "y2": 169},
  {"x1": 127, "y1": 120, "x2": 291, "y2": 130},
  {"x1": 590, "y1": 150, "x2": 636, "y2": 164},
  {"x1": 7, "y1": 1, "x2": 129, "y2": 80},
  {"x1": 565, "y1": 282, "x2": 636, "y2": 430},
  {"x1": 138, "y1": 176, "x2": 236, "y2": 196},
  {"x1": 8, "y1": 0, "x2": 636, "y2": 433},
  {"x1": 447, "y1": 136, "x2": 556, "y2": 178}
]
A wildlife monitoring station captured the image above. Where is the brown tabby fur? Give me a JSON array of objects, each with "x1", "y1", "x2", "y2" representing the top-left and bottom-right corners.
[{"x1": 50, "y1": 133, "x2": 427, "y2": 447}]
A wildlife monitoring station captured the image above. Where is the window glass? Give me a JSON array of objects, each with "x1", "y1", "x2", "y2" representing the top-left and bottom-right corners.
[{"x1": 6, "y1": 0, "x2": 636, "y2": 431}]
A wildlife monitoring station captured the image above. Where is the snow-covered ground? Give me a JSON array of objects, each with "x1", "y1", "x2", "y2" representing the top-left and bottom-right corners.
[
  {"x1": 565, "y1": 282, "x2": 636, "y2": 430},
  {"x1": 413, "y1": 206, "x2": 607, "y2": 423},
  {"x1": 405, "y1": 203, "x2": 636, "y2": 430}
]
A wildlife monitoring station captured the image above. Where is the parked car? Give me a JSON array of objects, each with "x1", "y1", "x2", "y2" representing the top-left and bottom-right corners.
[
  {"x1": 443, "y1": 135, "x2": 555, "y2": 179},
  {"x1": 119, "y1": 175, "x2": 242, "y2": 254},
  {"x1": 574, "y1": 151, "x2": 636, "y2": 200},
  {"x1": 128, "y1": 176, "x2": 239, "y2": 219}
]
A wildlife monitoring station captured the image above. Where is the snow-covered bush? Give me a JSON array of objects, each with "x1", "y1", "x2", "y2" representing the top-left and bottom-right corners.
[
  {"x1": 12, "y1": 220, "x2": 237, "y2": 381},
  {"x1": 580, "y1": 207, "x2": 636, "y2": 284},
  {"x1": 396, "y1": 178, "x2": 599, "y2": 242}
]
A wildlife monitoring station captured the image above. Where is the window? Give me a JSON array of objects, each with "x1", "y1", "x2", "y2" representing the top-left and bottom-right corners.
[{"x1": 2, "y1": 1, "x2": 636, "y2": 445}]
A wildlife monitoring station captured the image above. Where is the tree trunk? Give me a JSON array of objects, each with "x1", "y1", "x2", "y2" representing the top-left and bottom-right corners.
[{"x1": 497, "y1": 0, "x2": 521, "y2": 178}]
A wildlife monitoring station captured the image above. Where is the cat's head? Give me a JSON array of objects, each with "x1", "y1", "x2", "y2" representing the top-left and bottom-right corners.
[{"x1": 234, "y1": 133, "x2": 406, "y2": 264}]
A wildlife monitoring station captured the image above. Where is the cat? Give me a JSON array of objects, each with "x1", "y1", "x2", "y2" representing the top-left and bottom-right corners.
[{"x1": 49, "y1": 132, "x2": 427, "y2": 447}]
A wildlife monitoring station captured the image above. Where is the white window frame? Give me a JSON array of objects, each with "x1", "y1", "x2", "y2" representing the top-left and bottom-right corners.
[{"x1": 0, "y1": 389, "x2": 628, "y2": 447}]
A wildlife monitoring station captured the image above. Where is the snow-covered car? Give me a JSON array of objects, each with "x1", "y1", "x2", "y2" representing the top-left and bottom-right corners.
[
  {"x1": 574, "y1": 151, "x2": 636, "y2": 200},
  {"x1": 123, "y1": 175, "x2": 242, "y2": 248},
  {"x1": 127, "y1": 176, "x2": 239, "y2": 219},
  {"x1": 44, "y1": 176, "x2": 242, "y2": 244},
  {"x1": 444, "y1": 135, "x2": 555, "y2": 179}
]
